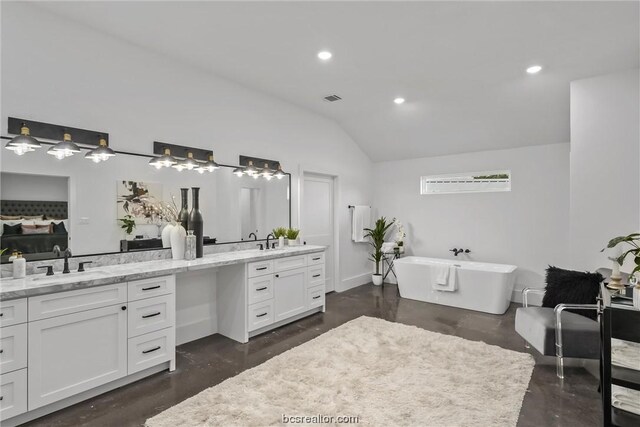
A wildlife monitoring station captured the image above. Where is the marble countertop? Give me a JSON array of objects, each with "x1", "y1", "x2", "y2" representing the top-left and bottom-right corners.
[{"x1": 0, "y1": 245, "x2": 325, "y2": 300}]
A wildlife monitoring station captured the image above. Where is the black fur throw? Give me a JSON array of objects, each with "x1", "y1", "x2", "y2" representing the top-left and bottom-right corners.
[{"x1": 542, "y1": 266, "x2": 603, "y2": 320}]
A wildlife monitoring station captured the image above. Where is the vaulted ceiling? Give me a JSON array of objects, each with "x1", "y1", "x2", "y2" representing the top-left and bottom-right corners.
[{"x1": 34, "y1": 1, "x2": 639, "y2": 161}]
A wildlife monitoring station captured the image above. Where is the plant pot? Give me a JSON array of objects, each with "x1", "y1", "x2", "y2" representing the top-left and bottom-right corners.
[
  {"x1": 161, "y1": 223, "x2": 174, "y2": 248},
  {"x1": 278, "y1": 236, "x2": 285, "y2": 247},
  {"x1": 170, "y1": 224, "x2": 186, "y2": 260},
  {"x1": 372, "y1": 274, "x2": 383, "y2": 286},
  {"x1": 287, "y1": 238, "x2": 297, "y2": 247}
]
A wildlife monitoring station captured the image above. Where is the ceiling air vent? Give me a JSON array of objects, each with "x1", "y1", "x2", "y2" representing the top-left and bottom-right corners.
[{"x1": 323, "y1": 95, "x2": 342, "y2": 102}]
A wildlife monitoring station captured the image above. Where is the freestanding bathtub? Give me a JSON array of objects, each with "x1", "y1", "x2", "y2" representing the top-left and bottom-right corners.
[{"x1": 395, "y1": 256, "x2": 517, "y2": 314}]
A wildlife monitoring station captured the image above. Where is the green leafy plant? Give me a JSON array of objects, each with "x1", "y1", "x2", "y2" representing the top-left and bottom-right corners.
[
  {"x1": 119, "y1": 215, "x2": 136, "y2": 235},
  {"x1": 273, "y1": 227, "x2": 287, "y2": 238},
  {"x1": 602, "y1": 233, "x2": 640, "y2": 277},
  {"x1": 0, "y1": 248, "x2": 7, "y2": 256},
  {"x1": 364, "y1": 217, "x2": 394, "y2": 276},
  {"x1": 286, "y1": 228, "x2": 300, "y2": 240}
]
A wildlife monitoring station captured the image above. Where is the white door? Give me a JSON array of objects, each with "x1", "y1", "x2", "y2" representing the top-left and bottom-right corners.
[
  {"x1": 273, "y1": 267, "x2": 307, "y2": 322},
  {"x1": 302, "y1": 173, "x2": 336, "y2": 292},
  {"x1": 28, "y1": 304, "x2": 128, "y2": 409}
]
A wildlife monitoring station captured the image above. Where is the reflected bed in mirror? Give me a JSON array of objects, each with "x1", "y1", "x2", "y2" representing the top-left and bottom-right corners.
[
  {"x1": 0, "y1": 147, "x2": 290, "y2": 263},
  {"x1": 420, "y1": 170, "x2": 511, "y2": 195}
]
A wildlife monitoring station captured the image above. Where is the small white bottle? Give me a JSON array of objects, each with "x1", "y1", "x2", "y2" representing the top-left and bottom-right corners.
[
  {"x1": 12, "y1": 252, "x2": 26, "y2": 279},
  {"x1": 8, "y1": 251, "x2": 18, "y2": 262}
]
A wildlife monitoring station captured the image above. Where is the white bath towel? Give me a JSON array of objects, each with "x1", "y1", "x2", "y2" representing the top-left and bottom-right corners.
[
  {"x1": 431, "y1": 265, "x2": 457, "y2": 292},
  {"x1": 612, "y1": 339, "x2": 640, "y2": 371},
  {"x1": 351, "y1": 206, "x2": 370, "y2": 243},
  {"x1": 612, "y1": 385, "x2": 640, "y2": 415}
]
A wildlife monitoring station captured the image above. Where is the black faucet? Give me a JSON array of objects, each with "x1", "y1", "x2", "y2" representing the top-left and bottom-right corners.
[
  {"x1": 266, "y1": 233, "x2": 275, "y2": 250},
  {"x1": 450, "y1": 248, "x2": 471, "y2": 256},
  {"x1": 249, "y1": 232, "x2": 257, "y2": 241},
  {"x1": 53, "y1": 245, "x2": 72, "y2": 274}
]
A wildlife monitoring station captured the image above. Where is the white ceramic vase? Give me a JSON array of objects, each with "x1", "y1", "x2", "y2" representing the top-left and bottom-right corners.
[
  {"x1": 170, "y1": 224, "x2": 186, "y2": 260},
  {"x1": 278, "y1": 236, "x2": 285, "y2": 247},
  {"x1": 161, "y1": 223, "x2": 174, "y2": 248},
  {"x1": 372, "y1": 274, "x2": 383, "y2": 286}
]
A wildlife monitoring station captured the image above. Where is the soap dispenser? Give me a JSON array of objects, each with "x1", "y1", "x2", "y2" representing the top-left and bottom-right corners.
[{"x1": 13, "y1": 252, "x2": 26, "y2": 279}]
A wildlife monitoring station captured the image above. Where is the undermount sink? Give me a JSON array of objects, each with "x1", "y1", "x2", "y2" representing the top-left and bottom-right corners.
[{"x1": 30, "y1": 270, "x2": 108, "y2": 281}]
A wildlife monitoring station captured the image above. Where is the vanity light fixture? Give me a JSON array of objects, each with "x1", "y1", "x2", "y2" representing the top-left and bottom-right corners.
[
  {"x1": 233, "y1": 167, "x2": 245, "y2": 177},
  {"x1": 196, "y1": 153, "x2": 220, "y2": 174},
  {"x1": 261, "y1": 162, "x2": 274, "y2": 180},
  {"x1": 244, "y1": 160, "x2": 258, "y2": 176},
  {"x1": 85, "y1": 135, "x2": 116, "y2": 163},
  {"x1": 172, "y1": 151, "x2": 199, "y2": 171},
  {"x1": 5, "y1": 122, "x2": 41, "y2": 155},
  {"x1": 148, "y1": 147, "x2": 178, "y2": 169},
  {"x1": 273, "y1": 164, "x2": 286, "y2": 180},
  {"x1": 47, "y1": 132, "x2": 81, "y2": 160}
]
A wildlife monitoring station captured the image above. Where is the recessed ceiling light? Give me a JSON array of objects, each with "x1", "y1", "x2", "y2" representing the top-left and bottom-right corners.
[
  {"x1": 394, "y1": 97, "x2": 405, "y2": 105},
  {"x1": 526, "y1": 65, "x2": 542, "y2": 74},
  {"x1": 317, "y1": 51, "x2": 332, "y2": 60}
]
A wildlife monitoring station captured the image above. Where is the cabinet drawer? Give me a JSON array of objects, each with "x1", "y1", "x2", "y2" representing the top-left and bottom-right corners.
[
  {"x1": 29, "y1": 283, "x2": 127, "y2": 321},
  {"x1": 307, "y1": 285, "x2": 325, "y2": 309},
  {"x1": 308, "y1": 264, "x2": 325, "y2": 288},
  {"x1": 128, "y1": 275, "x2": 175, "y2": 302},
  {"x1": 248, "y1": 275, "x2": 274, "y2": 305},
  {"x1": 0, "y1": 324, "x2": 27, "y2": 374},
  {"x1": 0, "y1": 299, "x2": 27, "y2": 327},
  {"x1": 248, "y1": 260, "x2": 273, "y2": 278},
  {"x1": 247, "y1": 300, "x2": 274, "y2": 332},
  {"x1": 0, "y1": 368, "x2": 27, "y2": 421},
  {"x1": 274, "y1": 255, "x2": 307, "y2": 272},
  {"x1": 128, "y1": 327, "x2": 175, "y2": 375},
  {"x1": 128, "y1": 294, "x2": 175, "y2": 338},
  {"x1": 307, "y1": 252, "x2": 325, "y2": 266}
]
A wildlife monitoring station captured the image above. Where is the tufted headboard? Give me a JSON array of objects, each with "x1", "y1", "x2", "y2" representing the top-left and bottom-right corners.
[{"x1": 1, "y1": 200, "x2": 68, "y2": 219}]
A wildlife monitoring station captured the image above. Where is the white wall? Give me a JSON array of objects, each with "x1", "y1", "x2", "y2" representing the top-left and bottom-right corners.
[
  {"x1": 0, "y1": 2, "x2": 373, "y2": 292},
  {"x1": 1, "y1": 172, "x2": 68, "y2": 202},
  {"x1": 373, "y1": 143, "x2": 571, "y2": 300},
  {"x1": 570, "y1": 68, "x2": 640, "y2": 272}
]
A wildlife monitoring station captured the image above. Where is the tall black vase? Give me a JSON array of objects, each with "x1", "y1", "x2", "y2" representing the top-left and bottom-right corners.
[
  {"x1": 178, "y1": 188, "x2": 189, "y2": 231},
  {"x1": 189, "y1": 187, "x2": 204, "y2": 258}
]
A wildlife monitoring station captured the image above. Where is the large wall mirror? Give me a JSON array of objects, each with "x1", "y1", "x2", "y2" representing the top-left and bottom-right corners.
[{"x1": 0, "y1": 147, "x2": 291, "y2": 262}]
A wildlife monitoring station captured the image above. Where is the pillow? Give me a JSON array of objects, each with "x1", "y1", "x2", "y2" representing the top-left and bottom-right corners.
[
  {"x1": 51, "y1": 221, "x2": 67, "y2": 234},
  {"x1": 22, "y1": 224, "x2": 51, "y2": 235},
  {"x1": 2, "y1": 223, "x2": 22, "y2": 235},
  {"x1": 23, "y1": 215, "x2": 44, "y2": 220},
  {"x1": 542, "y1": 266, "x2": 603, "y2": 320},
  {"x1": 0, "y1": 215, "x2": 21, "y2": 220}
]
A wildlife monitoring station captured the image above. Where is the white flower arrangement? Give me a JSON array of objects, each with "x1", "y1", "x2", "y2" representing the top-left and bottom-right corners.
[{"x1": 394, "y1": 219, "x2": 406, "y2": 246}]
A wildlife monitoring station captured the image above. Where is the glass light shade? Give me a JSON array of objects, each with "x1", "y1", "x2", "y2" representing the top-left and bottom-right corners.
[
  {"x1": 260, "y1": 162, "x2": 274, "y2": 179},
  {"x1": 196, "y1": 154, "x2": 220, "y2": 173},
  {"x1": 6, "y1": 125, "x2": 41, "y2": 155},
  {"x1": 273, "y1": 164, "x2": 286, "y2": 180},
  {"x1": 85, "y1": 137, "x2": 115, "y2": 163},
  {"x1": 148, "y1": 148, "x2": 177, "y2": 168},
  {"x1": 244, "y1": 160, "x2": 258, "y2": 176},
  {"x1": 172, "y1": 151, "x2": 198, "y2": 171},
  {"x1": 47, "y1": 133, "x2": 81, "y2": 159},
  {"x1": 233, "y1": 167, "x2": 245, "y2": 177}
]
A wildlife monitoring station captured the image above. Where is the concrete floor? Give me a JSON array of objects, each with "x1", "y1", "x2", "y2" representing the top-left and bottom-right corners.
[{"x1": 24, "y1": 283, "x2": 601, "y2": 426}]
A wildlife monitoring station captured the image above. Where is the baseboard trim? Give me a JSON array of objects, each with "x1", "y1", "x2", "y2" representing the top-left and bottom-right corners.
[
  {"x1": 338, "y1": 272, "x2": 370, "y2": 292},
  {"x1": 177, "y1": 318, "x2": 217, "y2": 345}
]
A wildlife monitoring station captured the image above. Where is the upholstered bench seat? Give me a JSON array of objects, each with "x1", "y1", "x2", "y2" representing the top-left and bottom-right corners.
[{"x1": 515, "y1": 307, "x2": 600, "y2": 359}]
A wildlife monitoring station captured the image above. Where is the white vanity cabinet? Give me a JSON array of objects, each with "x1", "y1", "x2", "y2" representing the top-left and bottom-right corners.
[
  {"x1": 0, "y1": 299, "x2": 28, "y2": 421},
  {"x1": 273, "y1": 267, "x2": 308, "y2": 322}
]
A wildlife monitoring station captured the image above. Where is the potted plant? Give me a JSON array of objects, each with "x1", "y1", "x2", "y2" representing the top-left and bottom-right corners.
[
  {"x1": 273, "y1": 227, "x2": 287, "y2": 247},
  {"x1": 286, "y1": 228, "x2": 300, "y2": 246},
  {"x1": 119, "y1": 215, "x2": 136, "y2": 240},
  {"x1": 364, "y1": 217, "x2": 394, "y2": 286},
  {"x1": 602, "y1": 232, "x2": 640, "y2": 278}
]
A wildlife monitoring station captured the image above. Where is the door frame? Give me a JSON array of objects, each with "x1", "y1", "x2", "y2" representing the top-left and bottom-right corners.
[{"x1": 298, "y1": 167, "x2": 339, "y2": 293}]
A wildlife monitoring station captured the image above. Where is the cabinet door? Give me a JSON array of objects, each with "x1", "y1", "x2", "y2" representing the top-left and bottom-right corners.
[
  {"x1": 28, "y1": 304, "x2": 127, "y2": 409},
  {"x1": 273, "y1": 267, "x2": 307, "y2": 322}
]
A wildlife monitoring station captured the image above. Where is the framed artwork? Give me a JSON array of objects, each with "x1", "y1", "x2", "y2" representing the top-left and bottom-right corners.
[{"x1": 116, "y1": 180, "x2": 163, "y2": 224}]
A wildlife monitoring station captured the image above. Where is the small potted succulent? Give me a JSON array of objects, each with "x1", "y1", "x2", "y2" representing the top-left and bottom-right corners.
[
  {"x1": 286, "y1": 228, "x2": 300, "y2": 246},
  {"x1": 602, "y1": 232, "x2": 640, "y2": 278},
  {"x1": 273, "y1": 227, "x2": 287, "y2": 247},
  {"x1": 364, "y1": 217, "x2": 394, "y2": 286}
]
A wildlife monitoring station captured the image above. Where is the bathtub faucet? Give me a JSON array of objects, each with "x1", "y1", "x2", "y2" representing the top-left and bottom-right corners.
[{"x1": 450, "y1": 248, "x2": 471, "y2": 256}]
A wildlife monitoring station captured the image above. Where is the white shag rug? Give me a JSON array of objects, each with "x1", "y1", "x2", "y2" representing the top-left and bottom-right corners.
[{"x1": 147, "y1": 316, "x2": 534, "y2": 427}]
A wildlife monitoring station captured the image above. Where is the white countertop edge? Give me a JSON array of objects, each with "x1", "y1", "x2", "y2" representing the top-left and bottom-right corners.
[{"x1": 0, "y1": 245, "x2": 325, "y2": 301}]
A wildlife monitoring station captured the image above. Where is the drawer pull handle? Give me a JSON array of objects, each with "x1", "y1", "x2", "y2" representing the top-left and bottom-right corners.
[
  {"x1": 142, "y1": 312, "x2": 161, "y2": 319},
  {"x1": 0, "y1": 313, "x2": 3, "y2": 317},
  {"x1": 313, "y1": 295, "x2": 321, "y2": 300},
  {"x1": 312, "y1": 257, "x2": 321, "y2": 261},
  {"x1": 313, "y1": 274, "x2": 321, "y2": 278},
  {"x1": 256, "y1": 287, "x2": 268, "y2": 291},
  {"x1": 142, "y1": 346, "x2": 161, "y2": 354},
  {"x1": 0, "y1": 396, "x2": 3, "y2": 401},
  {"x1": 0, "y1": 349, "x2": 3, "y2": 354},
  {"x1": 275, "y1": 274, "x2": 280, "y2": 278},
  {"x1": 256, "y1": 312, "x2": 268, "y2": 318},
  {"x1": 142, "y1": 285, "x2": 161, "y2": 291},
  {"x1": 121, "y1": 306, "x2": 127, "y2": 311},
  {"x1": 256, "y1": 267, "x2": 268, "y2": 271}
]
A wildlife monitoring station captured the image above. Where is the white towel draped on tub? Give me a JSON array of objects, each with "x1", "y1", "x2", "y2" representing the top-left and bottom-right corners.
[
  {"x1": 351, "y1": 206, "x2": 370, "y2": 243},
  {"x1": 432, "y1": 265, "x2": 457, "y2": 291}
]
